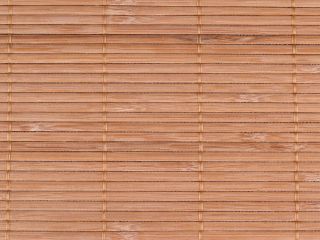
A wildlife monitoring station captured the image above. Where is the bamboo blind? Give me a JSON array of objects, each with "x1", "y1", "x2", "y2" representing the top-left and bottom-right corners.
[{"x1": 1, "y1": 0, "x2": 320, "y2": 239}]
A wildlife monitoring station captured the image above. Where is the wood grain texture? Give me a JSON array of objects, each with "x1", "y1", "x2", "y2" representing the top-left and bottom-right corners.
[{"x1": 1, "y1": 0, "x2": 320, "y2": 239}]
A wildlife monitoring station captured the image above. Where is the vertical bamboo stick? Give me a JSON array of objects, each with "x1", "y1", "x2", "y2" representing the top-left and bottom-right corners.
[
  {"x1": 5, "y1": 2, "x2": 12, "y2": 240},
  {"x1": 291, "y1": 0, "x2": 300, "y2": 239},
  {"x1": 102, "y1": 0, "x2": 108, "y2": 239},
  {"x1": 197, "y1": 0, "x2": 204, "y2": 239}
]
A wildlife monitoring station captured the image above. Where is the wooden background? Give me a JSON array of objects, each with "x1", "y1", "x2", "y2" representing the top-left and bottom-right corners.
[{"x1": 1, "y1": 0, "x2": 320, "y2": 239}]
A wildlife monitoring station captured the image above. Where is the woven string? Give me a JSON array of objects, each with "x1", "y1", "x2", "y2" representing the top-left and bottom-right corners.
[
  {"x1": 6, "y1": 2, "x2": 13, "y2": 240},
  {"x1": 102, "y1": 1, "x2": 108, "y2": 239},
  {"x1": 197, "y1": 1, "x2": 204, "y2": 239},
  {"x1": 291, "y1": 0, "x2": 299, "y2": 239}
]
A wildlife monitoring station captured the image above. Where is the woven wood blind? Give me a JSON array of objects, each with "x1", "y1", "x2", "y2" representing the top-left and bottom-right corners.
[{"x1": 2, "y1": 0, "x2": 320, "y2": 239}]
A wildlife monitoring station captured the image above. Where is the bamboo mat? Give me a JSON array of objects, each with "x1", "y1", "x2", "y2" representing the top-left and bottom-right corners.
[{"x1": 1, "y1": 0, "x2": 320, "y2": 239}]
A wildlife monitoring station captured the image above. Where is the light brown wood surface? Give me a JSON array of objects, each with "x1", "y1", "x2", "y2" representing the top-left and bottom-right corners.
[{"x1": 1, "y1": 0, "x2": 320, "y2": 239}]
